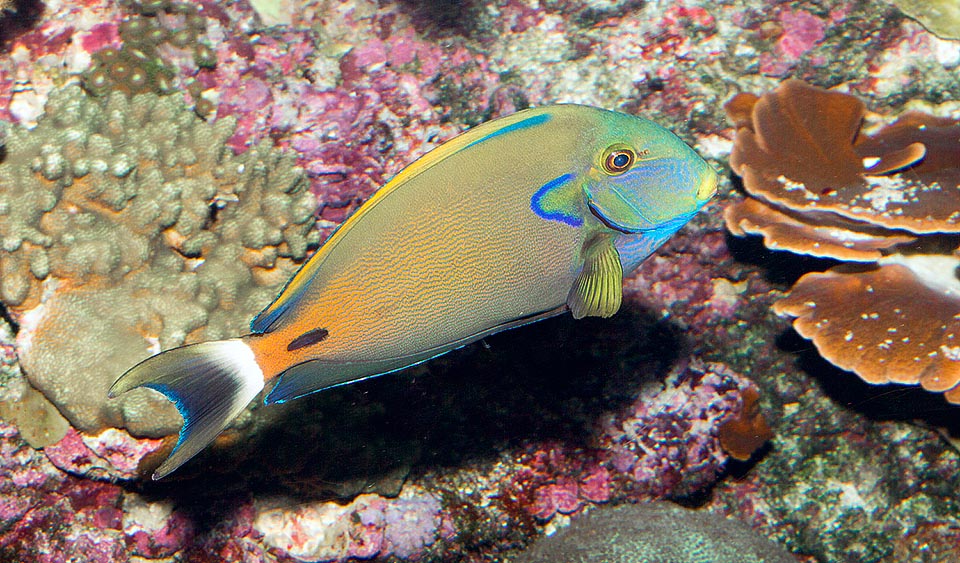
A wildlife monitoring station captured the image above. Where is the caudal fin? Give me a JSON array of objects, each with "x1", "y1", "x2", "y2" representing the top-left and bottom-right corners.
[{"x1": 109, "y1": 339, "x2": 265, "y2": 480}]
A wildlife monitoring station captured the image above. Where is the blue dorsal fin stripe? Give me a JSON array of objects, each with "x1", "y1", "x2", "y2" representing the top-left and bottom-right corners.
[
  {"x1": 465, "y1": 113, "x2": 551, "y2": 149},
  {"x1": 251, "y1": 291, "x2": 304, "y2": 333}
]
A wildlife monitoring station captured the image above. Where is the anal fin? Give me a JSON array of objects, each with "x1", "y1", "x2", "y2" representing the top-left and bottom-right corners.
[
  {"x1": 265, "y1": 306, "x2": 568, "y2": 404},
  {"x1": 567, "y1": 234, "x2": 623, "y2": 319}
]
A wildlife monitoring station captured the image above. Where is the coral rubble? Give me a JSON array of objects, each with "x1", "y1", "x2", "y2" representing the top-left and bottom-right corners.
[
  {"x1": 724, "y1": 79, "x2": 960, "y2": 402},
  {"x1": 254, "y1": 487, "x2": 453, "y2": 561},
  {"x1": 475, "y1": 359, "x2": 765, "y2": 540},
  {"x1": 0, "y1": 85, "x2": 319, "y2": 438}
]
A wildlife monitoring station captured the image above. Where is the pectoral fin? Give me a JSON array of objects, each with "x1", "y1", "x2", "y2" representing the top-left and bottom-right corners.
[{"x1": 567, "y1": 235, "x2": 623, "y2": 319}]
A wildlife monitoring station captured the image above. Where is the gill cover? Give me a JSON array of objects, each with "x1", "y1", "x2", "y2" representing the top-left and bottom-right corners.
[{"x1": 585, "y1": 158, "x2": 701, "y2": 233}]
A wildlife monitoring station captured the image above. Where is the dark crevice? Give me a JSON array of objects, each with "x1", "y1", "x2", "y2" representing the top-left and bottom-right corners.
[{"x1": 0, "y1": 0, "x2": 45, "y2": 51}]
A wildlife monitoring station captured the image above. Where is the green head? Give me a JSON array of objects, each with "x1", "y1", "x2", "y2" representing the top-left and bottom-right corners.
[{"x1": 579, "y1": 108, "x2": 718, "y2": 236}]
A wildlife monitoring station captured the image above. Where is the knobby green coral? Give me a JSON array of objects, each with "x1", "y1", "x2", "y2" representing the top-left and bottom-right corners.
[
  {"x1": 0, "y1": 86, "x2": 319, "y2": 439},
  {"x1": 514, "y1": 502, "x2": 797, "y2": 563},
  {"x1": 83, "y1": 0, "x2": 217, "y2": 116}
]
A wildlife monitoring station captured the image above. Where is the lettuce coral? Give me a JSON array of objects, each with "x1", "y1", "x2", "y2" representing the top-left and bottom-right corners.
[
  {"x1": 0, "y1": 85, "x2": 319, "y2": 438},
  {"x1": 724, "y1": 79, "x2": 960, "y2": 403}
]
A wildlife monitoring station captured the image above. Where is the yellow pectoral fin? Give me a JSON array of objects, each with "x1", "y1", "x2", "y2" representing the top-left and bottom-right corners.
[{"x1": 567, "y1": 234, "x2": 623, "y2": 319}]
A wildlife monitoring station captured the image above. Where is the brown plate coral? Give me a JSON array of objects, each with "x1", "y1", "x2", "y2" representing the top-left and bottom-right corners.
[
  {"x1": 724, "y1": 79, "x2": 960, "y2": 403},
  {"x1": 0, "y1": 86, "x2": 319, "y2": 439}
]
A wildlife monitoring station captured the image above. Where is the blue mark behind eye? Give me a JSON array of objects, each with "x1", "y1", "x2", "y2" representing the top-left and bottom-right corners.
[
  {"x1": 466, "y1": 113, "x2": 551, "y2": 149},
  {"x1": 531, "y1": 173, "x2": 582, "y2": 227}
]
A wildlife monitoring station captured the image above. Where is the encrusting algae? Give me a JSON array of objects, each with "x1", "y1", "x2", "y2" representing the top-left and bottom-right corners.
[
  {"x1": 724, "y1": 79, "x2": 960, "y2": 403},
  {"x1": 0, "y1": 85, "x2": 319, "y2": 439}
]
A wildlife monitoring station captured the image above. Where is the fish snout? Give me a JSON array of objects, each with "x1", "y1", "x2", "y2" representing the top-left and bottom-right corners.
[{"x1": 696, "y1": 168, "x2": 719, "y2": 203}]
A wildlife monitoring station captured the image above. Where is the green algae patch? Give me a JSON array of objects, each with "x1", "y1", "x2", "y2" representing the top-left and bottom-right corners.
[
  {"x1": 0, "y1": 86, "x2": 319, "y2": 438},
  {"x1": 893, "y1": 0, "x2": 960, "y2": 40}
]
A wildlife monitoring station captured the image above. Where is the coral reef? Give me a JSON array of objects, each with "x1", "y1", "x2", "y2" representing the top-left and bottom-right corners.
[
  {"x1": 513, "y1": 501, "x2": 798, "y2": 563},
  {"x1": 0, "y1": 420, "x2": 197, "y2": 562},
  {"x1": 1, "y1": 0, "x2": 960, "y2": 561},
  {"x1": 454, "y1": 359, "x2": 767, "y2": 544},
  {"x1": 0, "y1": 85, "x2": 319, "y2": 438},
  {"x1": 709, "y1": 378, "x2": 960, "y2": 563},
  {"x1": 44, "y1": 428, "x2": 165, "y2": 481},
  {"x1": 593, "y1": 360, "x2": 766, "y2": 500},
  {"x1": 724, "y1": 79, "x2": 960, "y2": 402}
]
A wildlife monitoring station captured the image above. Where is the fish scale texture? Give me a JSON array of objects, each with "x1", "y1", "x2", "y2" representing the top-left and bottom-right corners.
[{"x1": 515, "y1": 502, "x2": 798, "y2": 563}]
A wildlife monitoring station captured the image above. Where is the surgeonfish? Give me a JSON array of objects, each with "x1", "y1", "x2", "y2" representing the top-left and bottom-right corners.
[{"x1": 110, "y1": 104, "x2": 718, "y2": 479}]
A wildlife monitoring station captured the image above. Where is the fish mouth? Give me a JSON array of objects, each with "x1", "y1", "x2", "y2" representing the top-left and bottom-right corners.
[
  {"x1": 588, "y1": 200, "x2": 695, "y2": 235},
  {"x1": 696, "y1": 170, "x2": 719, "y2": 202}
]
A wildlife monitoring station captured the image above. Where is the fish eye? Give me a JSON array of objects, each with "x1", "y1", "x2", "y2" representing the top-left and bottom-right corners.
[{"x1": 602, "y1": 147, "x2": 635, "y2": 175}]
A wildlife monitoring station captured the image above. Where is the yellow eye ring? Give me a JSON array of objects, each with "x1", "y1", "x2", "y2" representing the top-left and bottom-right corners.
[{"x1": 602, "y1": 147, "x2": 635, "y2": 175}]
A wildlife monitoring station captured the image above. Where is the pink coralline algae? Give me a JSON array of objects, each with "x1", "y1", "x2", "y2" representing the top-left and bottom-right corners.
[
  {"x1": 0, "y1": 421, "x2": 193, "y2": 562},
  {"x1": 43, "y1": 428, "x2": 165, "y2": 481},
  {"x1": 662, "y1": 4, "x2": 717, "y2": 35},
  {"x1": 123, "y1": 494, "x2": 194, "y2": 559},
  {"x1": 187, "y1": 4, "x2": 504, "y2": 224},
  {"x1": 0, "y1": 422, "x2": 64, "y2": 527},
  {"x1": 600, "y1": 360, "x2": 754, "y2": 494},
  {"x1": 759, "y1": 8, "x2": 829, "y2": 76},
  {"x1": 254, "y1": 487, "x2": 454, "y2": 562},
  {"x1": 0, "y1": 1, "x2": 124, "y2": 124},
  {"x1": 627, "y1": 226, "x2": 745, "y2": 333},
  {"x1": 777, "y1": 9, "x2": 826, "y2": 60},
  {"x1": 529, "y1": 477, "x2": 587, "y2": 520},
  {"x1": 501, "y1": 361, "x2": 765, "y2": 525}
]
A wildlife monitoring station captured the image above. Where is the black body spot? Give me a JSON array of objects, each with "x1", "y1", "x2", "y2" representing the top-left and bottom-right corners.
[{"x1": 287, "y1": 328, "x2": 329, "y2": 352}]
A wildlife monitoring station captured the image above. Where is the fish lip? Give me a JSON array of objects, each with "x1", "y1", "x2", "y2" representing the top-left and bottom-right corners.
[
  {"x1": 696, "y1": 170, "x2": 719, "y2": 202},
  {"x1": 587, "y1": 200, "x2": 645, "y2": 233},
  {"x1": 588, "y1": 201, "x2": 697, "y2": 235}
]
